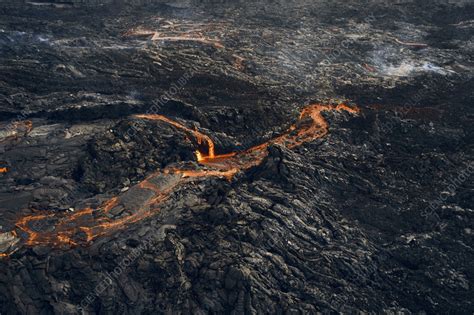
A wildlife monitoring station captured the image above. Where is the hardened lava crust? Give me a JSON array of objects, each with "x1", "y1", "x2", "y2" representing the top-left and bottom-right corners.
[{"x1": 0, "y1": 1, "x2": 473, "y2": 314}]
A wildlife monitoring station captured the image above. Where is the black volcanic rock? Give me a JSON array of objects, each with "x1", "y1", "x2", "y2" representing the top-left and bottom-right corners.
[
  {"x1": 79, "y1": 118, "x2": 196, "y2": 193},
  {"x1": 0, "y1": 0, "x2": 473, "y2": 314}
]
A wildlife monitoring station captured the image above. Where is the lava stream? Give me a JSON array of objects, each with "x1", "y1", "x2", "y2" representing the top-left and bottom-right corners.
[{"x1": 1, "y1": 104, "x2": 358, "y2": 258}]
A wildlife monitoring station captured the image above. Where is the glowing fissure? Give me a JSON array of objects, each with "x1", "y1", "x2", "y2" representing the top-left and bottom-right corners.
[
  {"x1": 134, "y1": 113, "x2": 217, "y2": 160},
  {"x1": 1, "y1": 104, "x2": 358, "y2": 258}
]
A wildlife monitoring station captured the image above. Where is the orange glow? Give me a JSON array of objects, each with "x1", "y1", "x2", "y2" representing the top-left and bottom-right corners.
[
  {"x1": 0, "y1": 167, "x2": 7, "y2": 173},
  {"x1": 180, "y1": 103, "x2": 360, "y2": 176},
  {"x1": 135, "y1": 114, "x2": 217, "y2": 159},
  {"x1": 1, "y1": 104, "x2": 359, "y2": 258},
  {"x1": 167, "y1": 167, "x2": 239, "y2": 182}
]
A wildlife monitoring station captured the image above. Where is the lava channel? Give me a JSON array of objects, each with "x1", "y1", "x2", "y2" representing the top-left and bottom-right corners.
[{"x1": 0, "y1": 103, "x2": 359, "y2": 258}]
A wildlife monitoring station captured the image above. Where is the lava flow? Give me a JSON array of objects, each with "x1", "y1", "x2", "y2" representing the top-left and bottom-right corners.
[{"x1": 0, "y1": 104, "x2": 358, "y2": 258}]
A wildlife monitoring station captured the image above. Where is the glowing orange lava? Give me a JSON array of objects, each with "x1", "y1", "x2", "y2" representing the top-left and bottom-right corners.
[
  {"x1": 0, "y1": 104, "x2": 358, "y2": 258},
  {"x1": 134, "y1": 113, "x2": 218, "y2": 160}
]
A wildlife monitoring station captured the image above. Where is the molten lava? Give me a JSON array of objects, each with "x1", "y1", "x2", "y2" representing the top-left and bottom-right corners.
[
  {"x1": 134, "y1": 114, "x2": 218, "y2": 160},
  {"x1": 1, "y1": 104, "x2": 358, "y2": 258}
]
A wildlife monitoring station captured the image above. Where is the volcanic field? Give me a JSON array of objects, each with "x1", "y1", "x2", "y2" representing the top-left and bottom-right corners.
[{"x1": 0, "y1": 0, "x2": 473, "y2": 314}]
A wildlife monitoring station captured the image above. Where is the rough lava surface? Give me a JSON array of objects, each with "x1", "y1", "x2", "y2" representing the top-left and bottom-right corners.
[{"x1": 0, "y1": 0, "x2": 473, "y2": 314}]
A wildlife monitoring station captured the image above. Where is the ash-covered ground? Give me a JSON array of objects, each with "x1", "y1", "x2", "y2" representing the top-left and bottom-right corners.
[{"x1": 0, "y1": 0, "x2": 473, "y2": 313}]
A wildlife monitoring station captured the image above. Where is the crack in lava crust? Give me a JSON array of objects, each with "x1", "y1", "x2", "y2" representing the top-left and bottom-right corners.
[{"x1": 2, "y1": 104, "x2": 359, "y2": 258}]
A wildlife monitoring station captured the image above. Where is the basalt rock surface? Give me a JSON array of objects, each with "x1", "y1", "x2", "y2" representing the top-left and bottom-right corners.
[{"x1": 0, "y1": 1, "x2": 473, "y2": 314}]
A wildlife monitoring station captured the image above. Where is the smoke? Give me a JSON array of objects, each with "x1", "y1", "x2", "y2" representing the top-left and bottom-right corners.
[
  {"x1": 370, "y1": 47, "x2": 454, "y2": 77},
  {"x1": 381, "y1": 61, "x2": 451, "y2": 77},
  {"x1": 0, "y1": 29, "x2": 52, "y2": 46}
]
